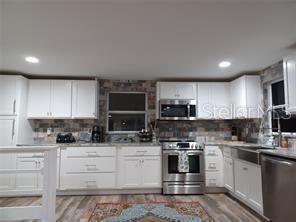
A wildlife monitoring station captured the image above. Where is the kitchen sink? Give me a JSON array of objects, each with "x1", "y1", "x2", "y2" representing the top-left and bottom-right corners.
[{"x1": 229, "y1": 145, "x2": 275, "y2": 165}]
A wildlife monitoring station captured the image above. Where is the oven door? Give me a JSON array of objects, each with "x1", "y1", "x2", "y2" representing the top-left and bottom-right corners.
[
  {"x1": 159, "y1": 100, "x2": 197, "y2": 120},
  {"x1": 162, "y1": 150, "x2": 204, "y2": 182}
]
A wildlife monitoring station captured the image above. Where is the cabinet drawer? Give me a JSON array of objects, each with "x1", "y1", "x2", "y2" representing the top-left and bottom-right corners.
[
  {"x1": 206, "y1": 171, "x2": 223, "y2": 187},
  {"x1": 17, "y1": 153, "x2": 44, "y2": 158},
  {"x1": 60, "y1": 173, "x2": 116, "y2": 189},
  {"x1": 205, "y1": 157, "x2": 222, "y2": 171},
  {"x1": 61, "y1": 157, "x2": 116, "y2": 173},
  {"x1": 120, "y1": 146, "x2": 161, "y2": 156},
  {"x1": 63, "y1": 147, "x2": 116, "y2": 157},
  {"x1": 205, "y1": 146, "x2": 220, "y2": 157}
]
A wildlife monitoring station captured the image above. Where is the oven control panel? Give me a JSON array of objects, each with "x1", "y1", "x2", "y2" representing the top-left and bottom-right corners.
[{"x1": 162, "y1": 142, "x2": 203, "y2": 150}]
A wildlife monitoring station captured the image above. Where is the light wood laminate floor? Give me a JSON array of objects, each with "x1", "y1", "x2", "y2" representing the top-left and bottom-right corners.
[{"x1": 0, "y1": 194, "x2": 263, "y2": 222}]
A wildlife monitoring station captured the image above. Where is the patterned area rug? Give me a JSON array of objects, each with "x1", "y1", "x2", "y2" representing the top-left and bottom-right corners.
[{"x1": 88, "y1": 202, "x2": 214, "y2": 222}]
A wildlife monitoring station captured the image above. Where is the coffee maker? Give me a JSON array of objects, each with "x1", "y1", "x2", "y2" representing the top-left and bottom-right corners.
[{"x1": 91, "y1": 125, "x2": 100, "y2": 143}]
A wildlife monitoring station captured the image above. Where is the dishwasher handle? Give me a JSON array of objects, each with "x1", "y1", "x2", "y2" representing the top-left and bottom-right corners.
[{"x1": 261, "y1": 154, "x2": 295, "y2": 167}]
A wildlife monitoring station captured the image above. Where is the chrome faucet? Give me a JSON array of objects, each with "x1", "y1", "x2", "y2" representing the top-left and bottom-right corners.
[{"x1": 259, "y1": 108, "x2": 282, "y2": 148}]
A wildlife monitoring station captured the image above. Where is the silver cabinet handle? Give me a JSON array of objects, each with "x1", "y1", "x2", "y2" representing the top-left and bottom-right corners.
[
  {"x1": 32, "y1": 154, "x2": 44, "y2": 158},
  {"x1": 85, "y1": 164, "x2": 98, "y2": 171},
  {"x1": 86, "y1": 151, "x2": 98, "y2": 156},
  {"x1": 85, "y1": 181, "x2": 96, "y2": 183},
  {"x1": 11, "y1": 119, "x2": 15, "y2": 140},
  {"x1": 136, "y1": 150, "x2": 147, "y2": 153},
  {"x1": 13, "y1": 99, "x2": 16, "y2": 114},
  {"x1": 243, "y1": 167, "x2": 248, "y2": 171}
]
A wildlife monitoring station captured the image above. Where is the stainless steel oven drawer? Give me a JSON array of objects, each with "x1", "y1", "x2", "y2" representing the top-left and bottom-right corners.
[{"x1": 163, "y1": 182, "x2": 205, "y2": 195}]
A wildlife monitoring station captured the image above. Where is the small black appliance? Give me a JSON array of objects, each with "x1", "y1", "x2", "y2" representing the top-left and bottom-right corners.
[
  {"x1": 91, "y1": 125, "x2": 101, "y2": 143},
  {"x1": 56, "y1": 133, "x2": 76, "y2": 144}
]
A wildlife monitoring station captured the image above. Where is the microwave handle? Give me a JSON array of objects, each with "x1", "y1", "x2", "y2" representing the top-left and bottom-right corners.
[{"x1": 187, "y1": 103, "x2": 190, "y2": 118}]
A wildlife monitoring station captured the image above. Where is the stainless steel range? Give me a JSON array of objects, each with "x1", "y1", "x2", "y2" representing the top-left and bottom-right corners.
[{"x1": 162, "y1": 141, "x2": 205, "y2": 195}]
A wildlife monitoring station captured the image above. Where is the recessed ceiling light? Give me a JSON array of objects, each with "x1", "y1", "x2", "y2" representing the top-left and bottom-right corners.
[
  {"x1": 25, "y1": 56, "x2": 39, "y2": 64},
  {"x1": 219, "y1": 61, "x2": 231, "y2": 68}
]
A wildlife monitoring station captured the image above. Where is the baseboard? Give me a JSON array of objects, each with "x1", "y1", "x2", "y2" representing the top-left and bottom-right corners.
[
  {"x1": 205, "y1": 187, "x2": 227, "y2": 194},
  {"x1": 226, "y1": 192, "x2": 269, "y2": 221},
  {"x1": 0, "y1": 188, "x2": 162, "y2": 197},
  {"x1": 57, "y1": 188, "x2": 162, "y2": 196}
]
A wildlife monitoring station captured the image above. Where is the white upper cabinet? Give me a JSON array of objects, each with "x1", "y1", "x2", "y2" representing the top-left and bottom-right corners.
[
  {"x1": 157, "y1": 82, "x2": 197, "y2": 100},
  {"x1": 230, "y1": 75, "x2": 262, "y2": 119},
  {"x1": 0, "y1": 75, "x2": 17, "y2": 115},
  {"x1": 50, "y1": 80, "x2": 72, "y2": 118},
  {"x1": 72, "y1": 80, "x2": 97, "y2": 118},
  {"x1": 283, "y1": 55, "x2": 296, "y2": 114},
  {"x1": 28, "y1": 80, "x2": 72, "y2": 119},
  {"x1": 27, "y1": 80, "x2": 52, "y2": 118},
  {"x1": 198, "y1": 82, "x2": 230, "y2": 119},
  {"x1": 28, "y1": 79, "x2": 97, "y2": 119}
]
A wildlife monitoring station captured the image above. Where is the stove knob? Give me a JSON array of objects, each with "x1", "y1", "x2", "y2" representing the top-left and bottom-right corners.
[{"x1": 195, "y1": 145, "x2": 198, "y2": 149}]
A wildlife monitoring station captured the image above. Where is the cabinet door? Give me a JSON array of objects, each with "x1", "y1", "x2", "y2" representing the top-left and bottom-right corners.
[
  {"x1": 176, "y1": 83, "x2": 196, "y2": 99},
  {"x1": 0, "y1": 154, "x2": 16, "y2": 190},
  {"x1": 246, "y1": 163, "x2": 263, "y2": 212},
  {"x1": 15, "y1": 158, "x2": 38, "y2": 190},
  {"x1": 284, "y1": 57, "x2": 296, "y2": 113},
  {"x1": 27, "y1": 80, "x2": 51, "y2": 118},
  {"x1": 197, "y1": 83, "x2": 213, "y2": 119},
  {"x1": 245, "y1": 76, "x2": 262, "y2": 118},
  {"x1": 72, "y1": 80, "x2": 97, "y2": 118},
  {"x1": 141, "y1": 157, "x2": 161, "y2": 188},
  {"x1": 212, "y1": 83, "x2": 230, "y2": 119},
  {"x1": 158, "y1": 82, "x2": 178, "y2": 99},
  {"x1": 230, "y1": 77, "x2": 247, "y2": 118},
  {"x1": 0, "y1": 76, "x2": 16, "y2": 115},
  {"x1": 234, "y1": 159, "x2": 248, "y2": 199},
  {"x1": 119, "y1": 157, "x2": 141, "y2": 188},
  {"x1": 0, "y1": 118, "x2": 16, "y2": 146},
  {"x1": 223, "y1": 157, "x2": 234, "y2": 191},
  {"x1": 50, "y1": 80, "x2": 72, "y2": 118}
]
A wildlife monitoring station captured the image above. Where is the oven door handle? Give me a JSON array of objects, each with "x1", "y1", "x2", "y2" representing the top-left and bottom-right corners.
[
  {"x1": 187, "y1": 152, "x2": 203, "y2": 156},
  {"x1": 163, "y1": 150, "x2": 203, "y2": 155}
]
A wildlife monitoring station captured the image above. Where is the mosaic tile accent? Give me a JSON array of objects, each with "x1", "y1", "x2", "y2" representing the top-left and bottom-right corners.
[{"x1": 157, "y1": 119, "x2": 261, "y2": 142}]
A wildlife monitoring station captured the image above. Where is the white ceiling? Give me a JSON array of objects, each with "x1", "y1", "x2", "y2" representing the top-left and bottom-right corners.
[{"x1": 1, "y1": 0, "x2": 296, "y2": 80}]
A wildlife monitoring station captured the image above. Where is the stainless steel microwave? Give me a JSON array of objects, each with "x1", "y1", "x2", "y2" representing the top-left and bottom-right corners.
[{"x1": 159, "y1": 99, "x2": 197, "y2": 120}]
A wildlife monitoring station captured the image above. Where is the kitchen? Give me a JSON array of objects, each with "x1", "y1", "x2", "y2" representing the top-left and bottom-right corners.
[{"x1": 1, "y1": 1, "x2": 296, "y2": 222}]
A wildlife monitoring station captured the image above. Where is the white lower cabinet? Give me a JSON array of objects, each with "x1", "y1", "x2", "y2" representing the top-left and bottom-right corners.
[
  {"x1": 15, "y1": 157, "x2": 41, "y2": 190},
  {"x1": 234, "y1": 159, "x2": 263, "y2": 213},
  {"x1": 119, "y1": 157, "x2": 142, "y2": 188},
  {"x1": 223, "y1": 157, "x2": 234, "y2": 191},
  {"x1": 0, "y1": 154, "x2": 16, "y2": 190},
  {"x1": 60, "y1": 147, "x2": 117, "y2": 190},
  {"x1": 205, "y1": 145, "x2": 224, "y2": 187},
  {"x1": 118, "y1": 146, "x2": 162, "y2": 189},
  {"x1": 14, "y1": 152, "x2": 59, "y2": 192}
]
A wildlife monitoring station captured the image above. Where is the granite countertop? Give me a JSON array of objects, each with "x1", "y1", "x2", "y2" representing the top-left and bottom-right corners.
[
  {"x1": 204, "y1": 141, "x2": 276, "y2": 149},
  {"x1": 18, "y1": 142, "x2": 161, "y2": 148},
  {"x1": 206, "y1": 141, "x2": 296, "y2": 160},
  {"x1": 259, "y1": 149, "x2": 296, "y2": 160}
]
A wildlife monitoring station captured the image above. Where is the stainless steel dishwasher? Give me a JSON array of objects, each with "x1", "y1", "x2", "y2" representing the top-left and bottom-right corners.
[{"x1": 261, "y1": 154, "x2": 296, "y2": 222}]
